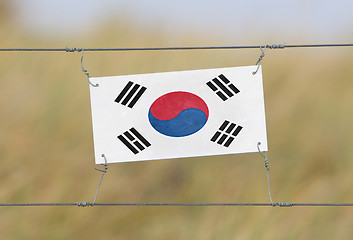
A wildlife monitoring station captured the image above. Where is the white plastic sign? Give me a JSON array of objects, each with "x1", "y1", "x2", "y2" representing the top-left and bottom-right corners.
[{"x1": 89, "y1": 66, "x2": 268, "y2": 164}]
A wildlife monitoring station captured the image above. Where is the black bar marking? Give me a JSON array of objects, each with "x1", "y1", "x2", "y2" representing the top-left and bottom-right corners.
[
  {"x1": 213, "y1": 78, "x2": 234, "y2": 97},
  {"x1": 224, "y1": 137, "x2": 235, "y2": 147},
  {"x1": 229, "y1": 84, "x2": 240, "y2": 94},
  {"x1": 219, "y1": 120, "x2": 230, "y2": 131},
  {"x1": 206, "y1": 81, "x2": 218, "y2": 91},
  {"x1": 115, "y1": 81, "x2": 133, "y2": 103},
  {"x1": 225, "y1": 123, "x2": 236, "y2": 133},
  {"x1": 128, "y1": 86, "x2": 147, "y2": 108},
  {"x1": 232, "y1": 126, "x2": 243, "y2": 137},
  {"x1": 118, "y1": 135, "x2": 138, "y2": 154},
  {"x1": 217, "y1": 134, "x2": 228, "y2": 144},
  {"x1": 218, "y1": 74, "x2": 230, "y2": 84},
  {"x1": 123, "y1": 131, "x2": 135, "y2": 141},
  {"x1": 121, "y1": 84, "x2": 140, "y2": 106},
  {"x1": 210, "y1": 131, "x2": 221, "y2": 142},
  {"x1": 133, "y1": 141, "x2": 145, "y2": 151},
  {"x1": 216, "y1": 91, "x2": 227, "y2": 101},
  {"x1": 130, "y1": 128, "x2": 151, "y2": 147}
]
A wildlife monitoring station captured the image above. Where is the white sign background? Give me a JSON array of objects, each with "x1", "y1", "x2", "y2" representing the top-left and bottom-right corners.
[{"x1": 89, "y1": 66, "x2": 268, "y2": 164}]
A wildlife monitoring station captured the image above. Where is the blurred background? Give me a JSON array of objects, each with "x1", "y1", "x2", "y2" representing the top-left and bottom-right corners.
[{"x1": 1, "y1": 0, "x2": 353, "y2": 239}]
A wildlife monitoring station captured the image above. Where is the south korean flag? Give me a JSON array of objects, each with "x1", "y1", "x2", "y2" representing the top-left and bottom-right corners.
[{"x1": 89, "y1": 66, "x2": 268, "y2": 164}]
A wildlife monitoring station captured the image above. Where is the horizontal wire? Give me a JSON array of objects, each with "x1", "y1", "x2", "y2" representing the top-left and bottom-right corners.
[
  {"x1": 1, "y1": 202, "x2": 353, "y2": 207},
  {"x1": 0, "y1": 44, "x2": 353, "y2": 52},
  {"x1": 0, "y1": 203, "x2": 78, "y2": 206}
]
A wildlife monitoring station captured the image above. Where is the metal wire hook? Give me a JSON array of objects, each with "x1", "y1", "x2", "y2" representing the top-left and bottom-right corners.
[
  {"x1": 257, "y1": 142, "x2": 268, "y2": 165},
  {"x1": 252, "y1": 45, "x2": 267, "y2": 75},
  {"x1": 95, "y1": 154, "x2": 108, "y2": 173},
  {"x1": 257, "y1": 142, "x2": 274, "y2": 206},
  {"x1": 81, "y1": 49, "x2": 99, "y2": 87},
  {"x1": 92, "y1": 154, "x2": 108, "y2": 206}
]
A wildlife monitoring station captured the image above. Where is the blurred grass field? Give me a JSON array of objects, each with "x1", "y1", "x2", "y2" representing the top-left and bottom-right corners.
[{"x1": 1, "y1": 5, "x2": 353, "y2": 240}]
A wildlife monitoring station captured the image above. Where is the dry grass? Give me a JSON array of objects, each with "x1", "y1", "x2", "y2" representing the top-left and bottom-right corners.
[{"x1": 1, "y1": 15, "x2": 353, "y2": 240}]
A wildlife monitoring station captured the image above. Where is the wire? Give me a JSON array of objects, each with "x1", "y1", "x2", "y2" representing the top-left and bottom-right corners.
[
  {"x1": 92, "y1": 154, "x2": 108, "y2": 205},
  {"x1": 0, "y1": 203, "x2": 77, "y2": 206},
  {"x1": 1, "y1": 202, "x2": 353, "y2": 207},
  {"x1": 0, "y1": 43, "x2": 353, "y2": 52}
]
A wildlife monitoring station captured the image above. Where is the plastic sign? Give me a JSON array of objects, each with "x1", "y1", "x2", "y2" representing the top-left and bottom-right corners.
[{"x1": 89, "y1": 66, "x2": 267, "y2": 164}]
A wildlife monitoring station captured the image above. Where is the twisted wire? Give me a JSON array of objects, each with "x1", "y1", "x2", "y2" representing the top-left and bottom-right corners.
[
  {"x1": 80, "y1": 49, "x2": 98, "y2": 87},
  {"x1": 0, "y1": 43, "x2": 353, "y2": 52},
  {"x1": 92, "y1": 154, "x2": 108, "y2": 206},
  {"x1": 257, "y1": 142, "x2": 274, "y2": 205},
  {"x1": 1, "y1": 202, "x2": 353, "y2": 207}
]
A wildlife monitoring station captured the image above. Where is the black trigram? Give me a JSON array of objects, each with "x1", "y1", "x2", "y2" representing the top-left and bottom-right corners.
[
  {"x1": 206, "y1": 74, "x2": 240, "y2": 101},
  {"x1": 210, "y1": 120, "x2": 243, "y2": 147},
  {"x1": 115, "y1": 81, "x2": 147, "y2": 108},
  {"x1": 118, "y1": 127, "x2": 151, "y2": 154}
]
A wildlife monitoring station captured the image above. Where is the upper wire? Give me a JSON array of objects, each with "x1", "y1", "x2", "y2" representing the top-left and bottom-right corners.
[{"x1": 1, "y1": 43, "x2": 353, "y2": 52}]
